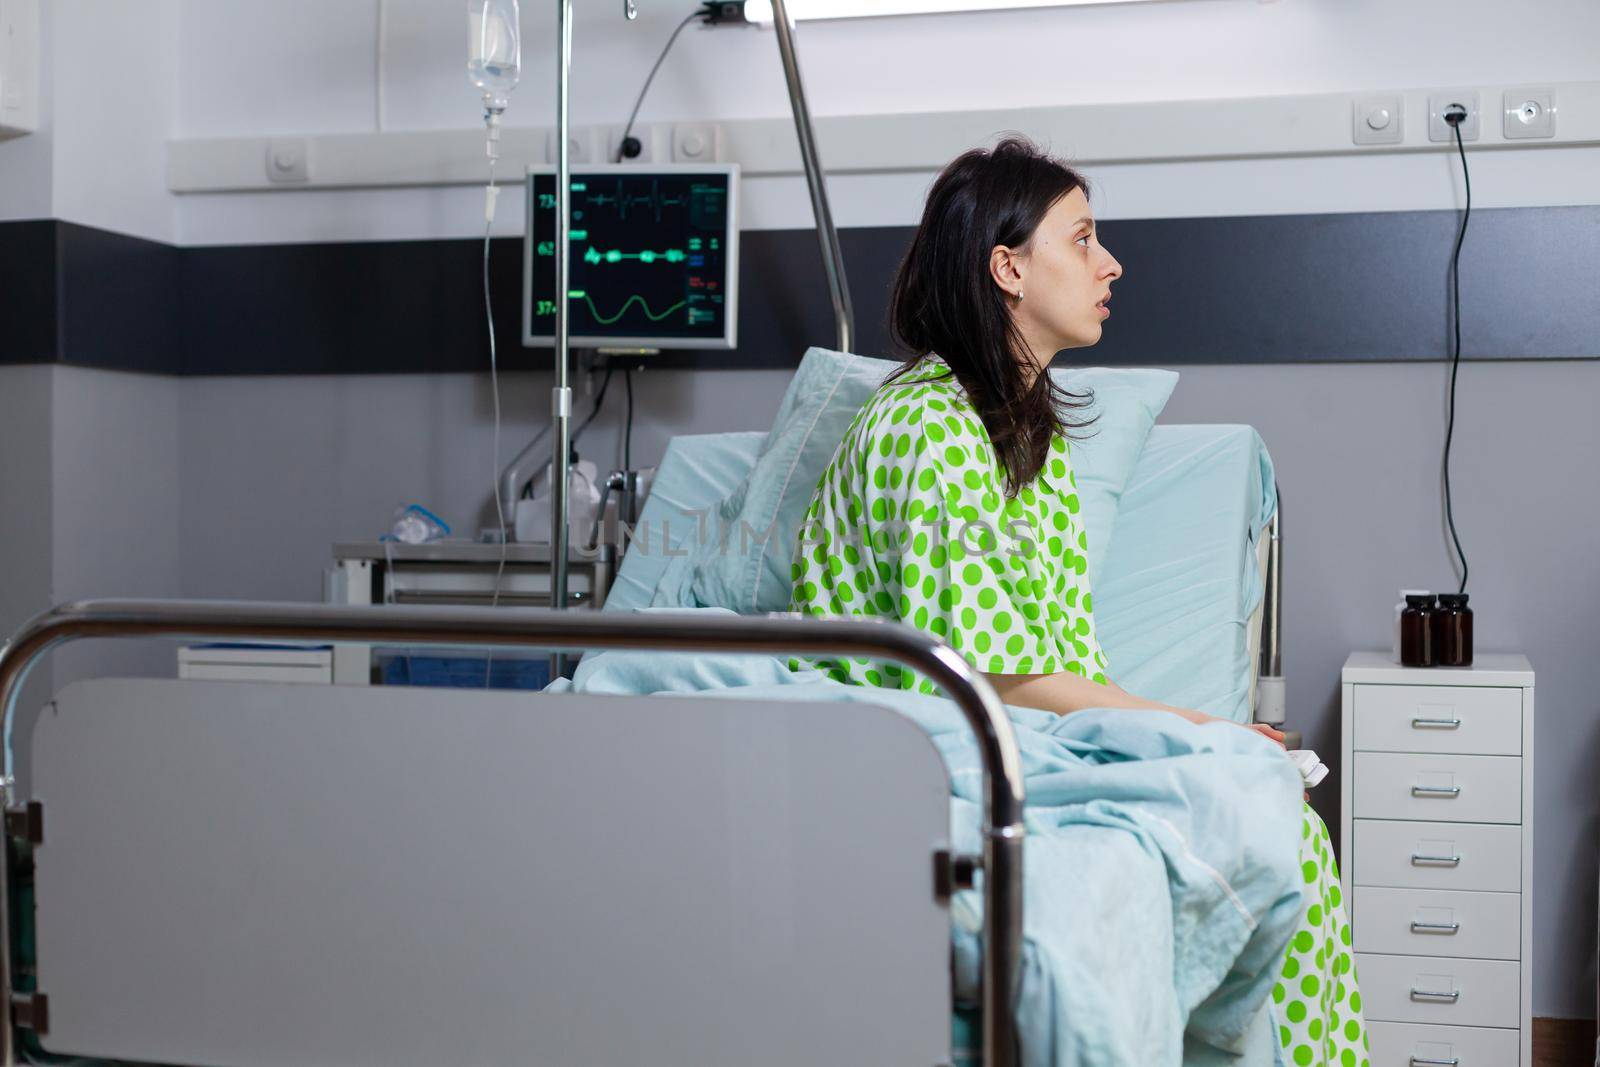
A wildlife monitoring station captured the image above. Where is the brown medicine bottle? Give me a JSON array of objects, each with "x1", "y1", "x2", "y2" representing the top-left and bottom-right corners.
[
  {"x1": 1433, "y1": 593, "x2": 1474, "y2": 667},
  {"x1": 1399, "y1": 593, "x2": 1437, "y2": 667}
]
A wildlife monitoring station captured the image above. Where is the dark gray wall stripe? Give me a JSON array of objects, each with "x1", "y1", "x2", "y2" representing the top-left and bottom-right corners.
[
  {"x1": 0, "y1": 220, "x2": 60, "y2": 365},
  {"x1": 1100, "y1": 205, "x2": 1600, "y2": 364},
  {"x1": 1, "y1": 206, "x2": 1596, "y2": 375},
  {"x1": 58, "y1": 223, "x2": 181, "y2": 375}
]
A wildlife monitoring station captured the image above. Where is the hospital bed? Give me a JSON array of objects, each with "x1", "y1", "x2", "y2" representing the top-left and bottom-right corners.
[{"x1": 0, "y1": 360, "x2": 1283, "y2": 1067}]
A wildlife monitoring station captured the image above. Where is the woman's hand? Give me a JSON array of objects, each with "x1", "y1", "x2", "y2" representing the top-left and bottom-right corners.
[
  {"x1": 984, "y1": 673, "x2": 1287, "y2": 749},
  {"x1": 1246, "y1": 722, "x2": 1287, "y2": 747},
  {"x1": 1170, "y1": 706, "x2": 1287, "y2": 747}
]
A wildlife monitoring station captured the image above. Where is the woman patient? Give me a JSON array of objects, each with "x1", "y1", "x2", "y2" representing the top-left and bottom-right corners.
[{"x1": 788, "y1": 136, "x2": 1367, "y2": 1066}]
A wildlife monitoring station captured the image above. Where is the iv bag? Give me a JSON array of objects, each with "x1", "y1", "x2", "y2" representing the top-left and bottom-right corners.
[{"x1": 469, "y1": 0, "x2": 521, "y2": 114}]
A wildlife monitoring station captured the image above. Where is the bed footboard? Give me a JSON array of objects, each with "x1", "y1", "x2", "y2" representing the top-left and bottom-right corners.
[{"x1": 0, "y1": 600, "x2": 1026, "y2": 1067}]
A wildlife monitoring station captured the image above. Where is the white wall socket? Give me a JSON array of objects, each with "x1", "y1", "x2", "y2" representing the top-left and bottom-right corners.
[
  {"x1": 265, "y1": 138, "x2": 309, "y2": 183},
  {"x1": 1503, "y1": 88, "x2": 1556, "y2": 139},
  {"x1": 1352, "y1": 95, "x2": 1404, "y2": 145},
  {"x1": 672, "y1": 123, "x2": 723, "y2": 163},
  {"x1": 545, "y1": 128, "x2": 597, "y2": 165},
  {"x1": 1429, "y1": 91, "x2": 1480, "y2": 142}
]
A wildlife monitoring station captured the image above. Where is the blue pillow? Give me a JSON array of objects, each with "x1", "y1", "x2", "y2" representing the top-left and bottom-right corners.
[
  {"x1": 688, "y1": 348, "x2": 1177, "y2": 614},
  {"x1": 689, "y1": 347, "x2": 898, "y2": 613},
  {"x1": 1051, "y1": 366, "x2": 1180, "y2": 586}
]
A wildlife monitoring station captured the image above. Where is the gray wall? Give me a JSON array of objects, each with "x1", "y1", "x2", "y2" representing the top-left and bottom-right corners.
[
  {"x1": 49, "y1": 366, "x2": 181, "y2": 686},
  {"x1": 1159, "y1": 358, "x2": 1600, "y2": 1019},
  {"x1": 174, "y1": 368, "x2": 792, "y2": 600},
  {"x1": 0, "y1": 367, "x2": 57, "y2": 722},
  {"x1": 0, "y1": 366, "x2": 180, "y2": 787}
]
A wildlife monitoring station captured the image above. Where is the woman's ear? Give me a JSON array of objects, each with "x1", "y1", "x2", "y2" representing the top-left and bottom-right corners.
[{"x1": 989, "y1": 244, "x2": 1024, "y2": 300}]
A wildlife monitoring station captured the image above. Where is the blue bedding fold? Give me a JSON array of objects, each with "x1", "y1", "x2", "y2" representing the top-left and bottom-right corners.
[{"x1": 551, "y1": 613, "x2": 1303, "y2": 1067}]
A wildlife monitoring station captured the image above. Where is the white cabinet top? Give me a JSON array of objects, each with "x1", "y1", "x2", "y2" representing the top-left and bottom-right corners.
[{"x1": 1342, "y1": 651, "x2": 1533, "y2": 687}]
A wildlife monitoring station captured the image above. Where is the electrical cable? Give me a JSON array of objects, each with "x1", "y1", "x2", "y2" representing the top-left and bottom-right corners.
[
  {"x1": 615, "y1": 7, "x2": 704, "y2": 162},
  {"x1": 1443, "y1": 118, "x2": 1472, "y2": 595},
  {"x1": 623, "y1": 367, "x2": 635, "y2": 472},
  {"x1": 573, "y1": 363, "x2": 617, "y2": 448}
]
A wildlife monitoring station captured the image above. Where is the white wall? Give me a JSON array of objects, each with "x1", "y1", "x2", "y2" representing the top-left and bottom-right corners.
[
  {"x1": 173, "y1": 0, "x2": 1600, "y2": 244},
  {"x1": 0, "y1": 0, "x2": 178, "y2": 237},
  {"x1": 48, "y1": 0, "x2": 179, "y2": 242},
  {"x1": 0, "y1": 0, "x2": 51, "y2": 220}
]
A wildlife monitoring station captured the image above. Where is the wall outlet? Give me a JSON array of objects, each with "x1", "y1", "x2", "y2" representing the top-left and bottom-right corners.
[
  {"x1": 545, "y1": 128, "x2": 596, "y2": 166},
  {"x1": 1352, "y1": 95, "x2": 1403, "y2": 145},
  {"x1": 265, "y1": 138, "x2": 309, "y2": 183},
  {"x1": 604, "y1": 124, "x2": 657, "y2": 165},
  {"x1": 672, "y1": 122, "x2": 723, "y2": 163},
  {"x1": 1503, "y1": 88, "x2": 1556, "y2": 139},
  {"x1": 1428, "y1": 91, "x2": 1480, "y2": 142}
]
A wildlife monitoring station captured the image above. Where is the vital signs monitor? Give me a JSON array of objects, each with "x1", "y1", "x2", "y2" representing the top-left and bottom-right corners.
[{"x1": 522, "y1": 164, "x2": 739, "y2": 351}]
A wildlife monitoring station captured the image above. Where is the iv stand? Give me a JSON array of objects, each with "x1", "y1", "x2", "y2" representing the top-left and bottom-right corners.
[
  {"x1": 548, "y1": 0, "x2": 574, "y2": 677},
  {"x1": 542, "y1": 6, "x2": 1011, "y2": 1059},
  {"x1": 546, "y1": 0, "x2": 856, "y2": 673},
  {"x1": 771, "y1": 0, "x2": 854, "y2": 355}
]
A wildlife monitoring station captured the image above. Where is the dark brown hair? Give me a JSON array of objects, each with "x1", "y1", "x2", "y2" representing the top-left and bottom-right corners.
[{"x1": 887, "y1": 135, "x2": 1096, "y2": 496}]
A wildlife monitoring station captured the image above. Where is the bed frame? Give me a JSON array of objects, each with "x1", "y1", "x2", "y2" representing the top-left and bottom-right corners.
[
  {"x1": 0, "y1": 601, "x2": 1025, "y2": 1067},
  {"x1": 0, "y1": 489, "x2": 1279, "y2": 1065}
]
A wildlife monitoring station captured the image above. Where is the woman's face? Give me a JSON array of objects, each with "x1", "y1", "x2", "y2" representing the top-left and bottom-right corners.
[{"x1": 995, "y1": 187, "x2": 1123, "y2": 361}]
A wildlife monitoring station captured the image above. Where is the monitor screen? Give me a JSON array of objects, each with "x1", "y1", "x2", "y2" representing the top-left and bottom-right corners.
[{"x1": 522, "y1": 164, "x2": 739, "y2": 350}]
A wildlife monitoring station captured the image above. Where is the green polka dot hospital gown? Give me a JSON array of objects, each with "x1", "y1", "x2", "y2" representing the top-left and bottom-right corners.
[{"x1": 788, "y1": 357, "x2": 1368, "y2": 1065}]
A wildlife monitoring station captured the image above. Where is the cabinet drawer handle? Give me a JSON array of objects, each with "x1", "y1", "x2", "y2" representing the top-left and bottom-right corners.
[
  {"x1": 1410, "y1": 920, "x2": 1461, "y2": 934},
  {"x1": 1411, "y1": 852, "x2": 1461, "y2": 866},
  {"x1": 1411, "y1": 785, "x2": 1461, "y2": 798},
  {"x1": 1409, "y1": 987, "x2": 1460, "y2": 1002},
  {"x1": 1412, "y1": 717, "x2": 1462, "y2": 729},
  {"x1": 1410, "y1": 1058, "x2": 1460, "y2": 1067}
]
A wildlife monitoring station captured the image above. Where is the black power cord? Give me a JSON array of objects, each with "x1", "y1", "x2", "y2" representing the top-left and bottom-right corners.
[
  {"x1": 623, "y1": 367, "x2": 635, "y2": 471},
  {"x1": 1442, "y1": 105, "x2": 1472, "y2": 595},
  {"x1": 573, "y1": 363, "x2": 617, "y2": 452},
  {"x1": 616, "y1": 6, "x2": 710, "y2": 162}
]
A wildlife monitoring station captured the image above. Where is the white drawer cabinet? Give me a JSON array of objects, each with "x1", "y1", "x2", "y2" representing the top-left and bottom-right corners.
[
  {"x1": 1342, "y1": 653, "x2": 1534, "y2": 1067},
  {"x1": 1353, "y1": 684, "x2": 1521, "y2": 756},
  {"x1": 1357, "y1": 952, "x2": 1520, "y2": 1028},
  {"x1": 1351, "y1": 752, "x2": 1521, "y2": 824},
  {"x1": 1369, "y1": 1020, "x2": 1522, "y2": 1066},
  {"x1": 1351, "y1": 819, "x2": 1521, "y2": 893},
  {"x1": 1352, "y1": 886, "x2": 1520, "y2": 960}
]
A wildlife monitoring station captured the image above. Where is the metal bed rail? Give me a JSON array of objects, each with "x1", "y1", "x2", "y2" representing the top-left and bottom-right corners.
[{"x1": 0, "y1": 599, "x2": 1025, "y2": 1067}]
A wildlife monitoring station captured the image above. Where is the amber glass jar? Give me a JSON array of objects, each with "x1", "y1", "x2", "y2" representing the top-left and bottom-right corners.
[
  {"x1": 1433, "y1": 593, "x2": 1474, "y2": 667},
  {"x1": 1399, "y1": 593, "x2": 1437, "y2": 667}
]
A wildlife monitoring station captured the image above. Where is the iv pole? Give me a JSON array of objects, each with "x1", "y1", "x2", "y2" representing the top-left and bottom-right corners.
[
  {"x1": 770, "y1": 0, "x2": 854, "y2": 355},
  {"x1": 544, "y1": 6, "x2": 1012, "y2": 1059},
  {"x1": 547, "y1": 0, "x2": 856, "y2": 667},
  {"x1": 548, "y1": 0, "x2": 576, "y2": 677}
]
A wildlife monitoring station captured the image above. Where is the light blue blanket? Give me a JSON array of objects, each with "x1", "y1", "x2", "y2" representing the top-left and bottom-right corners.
[{"x1": 549, "y1": 609, "x2": 1303, "y2": 1067}]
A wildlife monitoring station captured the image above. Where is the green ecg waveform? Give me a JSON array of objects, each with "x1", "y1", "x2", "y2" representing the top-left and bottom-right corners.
[
  {"x1": 583, "y1": 246, "x2": 687, "y2": 266},
  {"x1": 580, "y1": 292, "x2": 688, "y2": 325}
]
